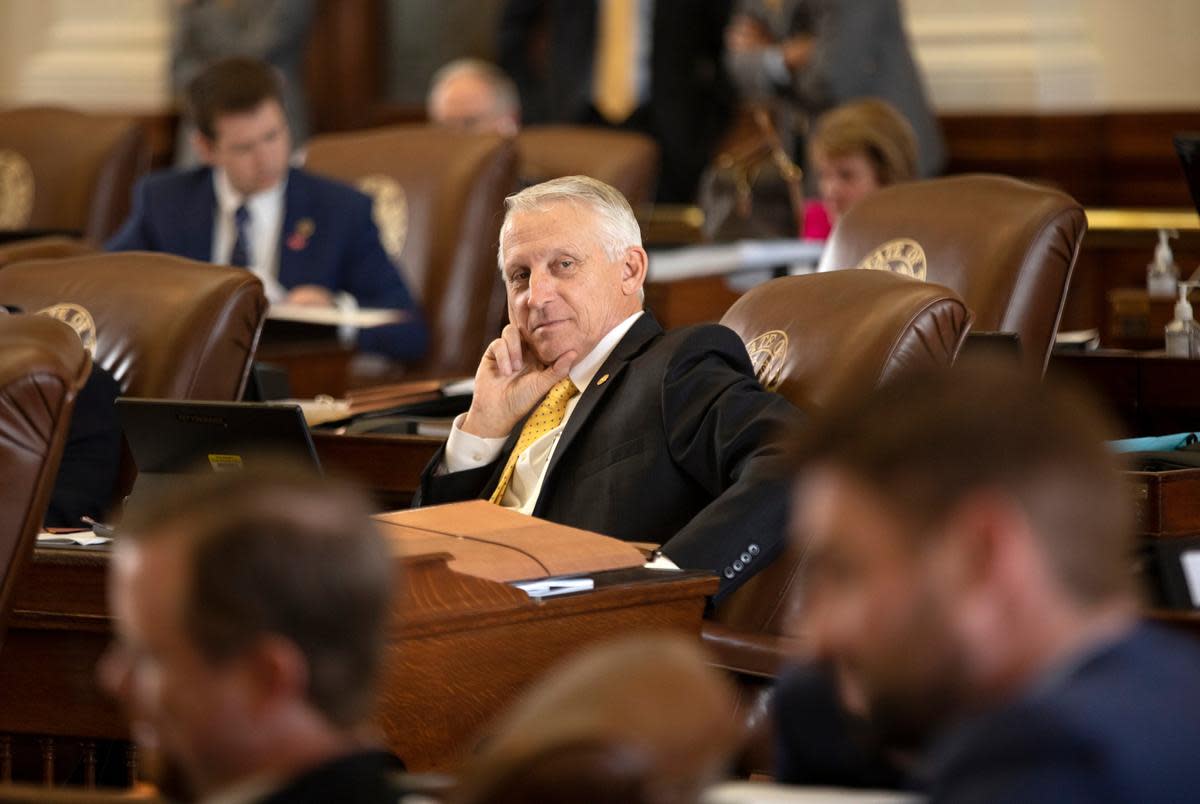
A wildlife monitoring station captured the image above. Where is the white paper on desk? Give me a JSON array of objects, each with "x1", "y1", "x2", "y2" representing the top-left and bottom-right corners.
[
  {"x1": 37, "y1": 531, "x2": 111, "y2": 547},
  {"x1": 440, "y1": 377, "x2": 475, "y2": 397},
  {"x1": 512, "y1": 577, "x2": 595, "y2": 598},
  {"x1": 268, "y1": 304, "x2": 407, "y2": 328},
  {"x1": 648, "y1": 239, "x2": 824, "y2": 282},
  {"x1": 292, "y1": 397, "x2": 353, "y2": 426}
]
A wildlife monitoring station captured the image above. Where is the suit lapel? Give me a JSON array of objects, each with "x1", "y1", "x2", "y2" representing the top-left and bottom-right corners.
[
  {"x1": 539, "y1": 312, "x2": 663, "y2": 497},
  {"x1": 278, "y1": 169, "x2": 304, "y2": 287}
]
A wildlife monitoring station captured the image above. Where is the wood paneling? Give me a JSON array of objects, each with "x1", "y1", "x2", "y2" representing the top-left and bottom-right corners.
[{"x1": 941, "y1": 110, "x2": 1200, "y2": 208}]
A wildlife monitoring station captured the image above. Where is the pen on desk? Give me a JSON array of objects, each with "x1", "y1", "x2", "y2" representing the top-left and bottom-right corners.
[{"x1": 80, "y1": 516, "x2": 116, "y2": 538}]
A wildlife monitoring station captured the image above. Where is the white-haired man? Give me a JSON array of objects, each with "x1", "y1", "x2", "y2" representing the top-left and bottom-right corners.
[{"x1": 416, "y1": 176, "x2": 802, "y2": 600}]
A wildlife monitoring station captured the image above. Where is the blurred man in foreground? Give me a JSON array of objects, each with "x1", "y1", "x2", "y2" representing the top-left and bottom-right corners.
[
  {"x1": 100, "y1": 466, "x2": 403, "y2": 802},
  {"x1": 780, "y1": 361, "x2": 1200, "y2": 801}
]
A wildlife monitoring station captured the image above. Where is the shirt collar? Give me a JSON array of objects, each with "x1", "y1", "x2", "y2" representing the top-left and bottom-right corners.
[
  {"x1": 568, "y1": 310, "x2": 643, "y2": 392},
  {"x1": 213, "y1": 167, "x2": 287, "y2": 216}
]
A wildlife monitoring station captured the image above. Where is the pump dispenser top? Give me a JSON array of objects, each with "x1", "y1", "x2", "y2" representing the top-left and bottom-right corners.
[{"x1": 1148, "y1": 228, "x2": 1180, "y2": 298}]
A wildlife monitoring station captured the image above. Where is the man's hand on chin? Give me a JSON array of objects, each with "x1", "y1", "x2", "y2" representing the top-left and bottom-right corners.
[
  {"x1": 462, "y1": 323, "x2": 577, "y2": 438},
  {"x1": 285, "y1": 285, "x2": 336, "y2": 307}
]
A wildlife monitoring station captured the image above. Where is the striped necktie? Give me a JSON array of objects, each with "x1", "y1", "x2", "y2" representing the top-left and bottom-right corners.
[{"x1": 490, "y1": 378, "x2": 580, "y2": 505}]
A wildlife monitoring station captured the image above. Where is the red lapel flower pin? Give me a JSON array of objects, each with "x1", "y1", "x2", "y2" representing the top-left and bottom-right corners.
[{"x1": 287, "y1": 218, "x2": 315, "y2": 251}]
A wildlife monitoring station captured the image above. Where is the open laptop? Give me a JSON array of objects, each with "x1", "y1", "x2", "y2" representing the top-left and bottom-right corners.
[{"x1": 116, "y1": 398, "x2": 322, "y2": 510}]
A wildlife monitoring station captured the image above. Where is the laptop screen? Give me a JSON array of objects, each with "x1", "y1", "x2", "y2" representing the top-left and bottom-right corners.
[{"x1": 116, "y1": 398, "x2": 322, "y2": 507}]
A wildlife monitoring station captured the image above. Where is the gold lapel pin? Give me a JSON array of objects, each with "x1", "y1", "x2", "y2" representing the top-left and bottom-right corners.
[{"x1": 596, "y1": 373, "x2": 610, "y2": 386}]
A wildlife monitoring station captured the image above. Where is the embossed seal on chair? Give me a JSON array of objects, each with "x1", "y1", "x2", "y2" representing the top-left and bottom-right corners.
[
  {"x1": 744, "y1": 329, "x2": 789, "y2": 392},
  {"x1": 357, "y1": 174, "x2": 408, "y2": 268},
  {"x1": 35, "y1": 303, "x2": 97, "y2": 357},
  {"x1": 0, "y1": 149, "x2": 34, "y2": 229},
  {"x1": 856, "y1": 237, "x2": 927, "y2": 281}
]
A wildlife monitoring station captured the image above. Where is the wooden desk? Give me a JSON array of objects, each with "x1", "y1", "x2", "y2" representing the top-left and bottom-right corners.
[
  {"x1": 312, "y1": 430, "x2": 442, "y2": 509},
  {"x1": 1, "y1": 546, "x2": 716, "y2": 772},
  {"x1": 1049, "y1": 349, "x2": 1200, "y2": 437}
]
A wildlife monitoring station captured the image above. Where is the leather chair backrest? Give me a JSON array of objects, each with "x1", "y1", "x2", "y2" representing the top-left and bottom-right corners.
[
  {"x1": 305, "y1": 125, "x2": 518, "y2": 377},
  {"x1": 818, "y1": 174, "x2": 1085, "y2": 373},
  {"x1": 0, "y1": 253, "x2": 267, "y2": 400},
  {"x1": 713, "y1": 269, "x2": 972, "y2": 635},
  {"x1": 0, "y1": 236, "x2": 97, "y2": 270},
  {"x1": 514, "y1": 125, "x2": 661, "y2": 207},
  {"x1": 0, "y1": 315, "x2": 91, "y2": 648},
  {"x1": 0, "y1": 107, "x2": 149, "y2": 243}
]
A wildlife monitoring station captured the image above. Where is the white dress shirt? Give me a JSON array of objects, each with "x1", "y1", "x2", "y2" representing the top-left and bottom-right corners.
[
  {"x1": 212, "y1": 168, "x2": 287, "y2": 303},
  {"x1": 211, "y1": 169, "x2": 357, "y2": 341},
  {"x1": 442, "y1": 311, "x2": 644, "y2": 514}
]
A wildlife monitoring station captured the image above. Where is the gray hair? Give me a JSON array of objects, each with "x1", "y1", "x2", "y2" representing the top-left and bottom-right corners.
[
  {"x1": 427, "y1": 58, "x2": 520, "y2": 118},
  {"x1": 498, "y1": 175, "x2": 643, "y2": 270}
]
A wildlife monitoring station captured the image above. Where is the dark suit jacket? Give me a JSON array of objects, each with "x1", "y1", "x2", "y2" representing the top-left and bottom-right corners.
[
  {"x1": 45, "y1": 363, "x2": 122, "y2": 528},
  {"x1": 921, "y1": 624, "x2": 1200, "y2": 802},
  {"x1": 258, "y1": 749, "x2": 408, "y2": 803},
  {"x1": 416, "y1": 313, "x2": 803, "y2": 600},
  {"x1": 499, "y1": 0, "x2": 735, "y2": 202},
  {"x1": 105, "y1": 166, "x2": 427, "y2": 360}
]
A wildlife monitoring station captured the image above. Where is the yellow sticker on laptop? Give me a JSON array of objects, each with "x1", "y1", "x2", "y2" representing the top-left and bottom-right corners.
[{"x1": 208, "y1": 454, "x2": 244, "y2": 472}]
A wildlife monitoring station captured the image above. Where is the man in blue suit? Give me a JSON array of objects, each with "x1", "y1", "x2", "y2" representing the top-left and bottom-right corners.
[
  {"x1": 778, "y1": 361, "x2": 1200, "y2": 801},
  {"x1": 107, "y1": 57, "x2": 426, "y2": 360}
]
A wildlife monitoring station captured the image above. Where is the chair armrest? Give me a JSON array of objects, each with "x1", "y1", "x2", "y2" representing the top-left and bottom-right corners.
[{"x1": 701, "y1": 622, "x2": 803, "y2": 679}]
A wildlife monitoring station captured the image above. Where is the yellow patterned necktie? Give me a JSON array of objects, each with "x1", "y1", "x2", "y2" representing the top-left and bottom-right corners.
[
  {"x1": 490, "y1": 378, "x2": 580, "y2": 505},
  {"x1": 593, "y1": 0, "x2": 638, "y2": 123}
]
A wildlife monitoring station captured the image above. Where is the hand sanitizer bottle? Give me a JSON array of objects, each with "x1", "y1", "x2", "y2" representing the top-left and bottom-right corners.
[
  {"x1": 1148, "y1": 229, "x2": 1179, "y2": 298},
  {"x1": 1165, "y1": 282, "x2": 1200, "y2": 357}
]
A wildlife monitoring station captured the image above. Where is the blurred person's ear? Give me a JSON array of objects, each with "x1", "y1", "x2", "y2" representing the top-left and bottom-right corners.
[
  {"x1": 245, "y1": 634, "x2": 310, "y2": 714},
  {"x1": 193, "y1": 130, "x2": 217, "y2": 166}
]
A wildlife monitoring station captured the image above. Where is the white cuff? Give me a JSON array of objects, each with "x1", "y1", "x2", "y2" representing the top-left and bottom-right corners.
[
  {"x1": 643, "y1": 553, "x2": 680, "y2": 571},
  {"x1": 440, "y1": 412, "x2": 507, "y2": 474},
  {"x1": 334, "y1": 290, "x2": 359, "y2": 346}
]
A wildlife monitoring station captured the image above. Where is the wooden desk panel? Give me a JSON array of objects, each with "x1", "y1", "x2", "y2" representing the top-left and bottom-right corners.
[
  {"x1": 312, "y1": 431, "x2": 442, "y2": 509},
  {"x1": 1049, "y1": 350, "x2": 1200, "y2": 437},
  {"x1": 1, "y1": 546, "x2": 717, "y2": 772}
]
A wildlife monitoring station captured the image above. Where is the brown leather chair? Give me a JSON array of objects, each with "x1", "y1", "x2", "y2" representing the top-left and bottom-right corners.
[
  {"x1": 0, "y1": 315, "x2": 91, "y2": 649},
  {"x1": 515, "y1": 125, "x2": 661, "y2": 207},
  {"x1": 0, "y1": 253, "x2": 267, "y2": 400},
  {"x1": 305, "y1": 125, "x2": 518, "y2": 377},
  {"x1": 450, "y1": 635, "x2": 738, "y2": 804},
  {"x1": 818, "y1": 174, "x2": 1086, "y2": 373},
  {"x1": 0, "y1": 107, "x2": 149, "y2": 243},
  {"x1": 0, "y1": 236, "x2": 97, "y2": 270},
  {"x1": 707, "y1": 269, "x2": 973, "y2": 773}
]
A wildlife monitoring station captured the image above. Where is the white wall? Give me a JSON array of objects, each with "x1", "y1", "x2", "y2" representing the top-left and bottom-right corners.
[
  {"x1": 904, "y1": 0, "x2": 1200, "y2": 111},
  {"x1": 0, "y1": 0, "x2": 170, "y2": 110}
]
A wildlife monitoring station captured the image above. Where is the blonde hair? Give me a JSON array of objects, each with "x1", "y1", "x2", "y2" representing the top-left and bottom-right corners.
[{"x1": 809, "y1": 99, "x2": 919, "y2": 186}]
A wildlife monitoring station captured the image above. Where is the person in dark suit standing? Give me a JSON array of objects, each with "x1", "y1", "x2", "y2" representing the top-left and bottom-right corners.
[
  {"x1": 106, "y1": 57, "x2": 427, "y2": 361},
  {"x1": 498, "y1": 0, "x2": 736, "y2": 204},
  {"x1": 777, "y1": 361, "x2": 1200, "y2": 801},
  {"x1": 100, "y1": 466, "x2": 407, "y2": 803},
  {"x1": 726, "y1": 0, "x2": 945, "y2": 178},
  {"x1": 416, "y1": 176, "x2": 802, "y2": 601}
]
